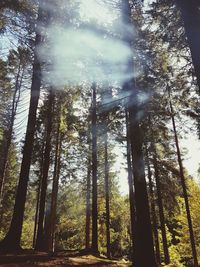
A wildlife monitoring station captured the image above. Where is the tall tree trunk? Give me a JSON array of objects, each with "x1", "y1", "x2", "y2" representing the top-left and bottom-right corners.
[
  {"x1": 35, "y1": 89, "x2": 55, "y2": 251},
  {"x1": 176, "y1": 0, "x2": 200, "y2": 93},
  {"x1": 47, "y1": 115, "x2": 62, "y2": 252},
  {"x1": 33, "y1": 176, "x2": 42, "y2": 249},
  {"x1": 0, "y1": 64, "x2": 24, "y2": 200},
  {"x1": 168, "y1": 85, "x2": 198, "y2": 267},
  {"x1": 85, "y1": 149, "x2": 91, "y2": 250},
  {"x1": 152, "y1": 149, "x2": 170, "y2": 265},
  {"x1": 0, "y1": 1, "x2": 43, "y2": 252},
  {"x1": 125, "y1": 110, "x2": 136, "y2": 263},
  {"x1": 122, "y1": 1, "x2": 156, "y2": 266},
  {"x1": 33, "y1": 141, "x2": 45, "y2": 248},
  {"x1": 145, "y1": 147, "x2": 161, "y2": 266},
  {"x1": 104, "y1": 127, "x2": 111, "y2": 259},
  {"x1": 91, "y1": 82, "x2": 98, "y2": 254}
]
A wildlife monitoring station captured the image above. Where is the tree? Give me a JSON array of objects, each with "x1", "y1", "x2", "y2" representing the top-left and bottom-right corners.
[
  {"x1": 122, "y1": 1, "x2": 157, "y2": 266},
  {"x1": 0, "y1": 0, "x2": 43, "y2": 252},
  {"x1": 125, "y1": 110, "x2": 136, "y2": 263},
  {"x1": 168, "y1": 85, "x2": 198, "y2": 267},
  {"x1": 47, "y1": 107, "x2": 62, "y2": 252},
  {"x1": 176, "y1": 0, "x2": 200, "y2": 93},
  {"x1": 35, "y1": 89, "x2": 55, "y2": 251},
  {"x1": 152, "y1": 145, "x2": 170, "y2": 265},
  {"x1": 0, "y1": 47, "x2": 30, "y2": 200},
  {"x1": 91, "y1": 82, "x2": 98, "y2": 254},
  {"x1": 145, "y1": 147, "x2": 161, "y2": 266}
]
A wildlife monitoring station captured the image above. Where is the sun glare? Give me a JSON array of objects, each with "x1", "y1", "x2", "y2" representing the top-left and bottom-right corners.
[{"x1": 79, "y1": 0, "x2": 117, "y2": 25}]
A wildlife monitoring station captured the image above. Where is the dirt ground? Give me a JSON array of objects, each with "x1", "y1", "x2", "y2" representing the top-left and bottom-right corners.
[{"x1": 0, "y1": 252, "x2": 131, "y2": 267}]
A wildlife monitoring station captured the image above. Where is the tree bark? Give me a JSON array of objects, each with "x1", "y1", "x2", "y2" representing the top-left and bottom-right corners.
[
  {"x1": 91, "y1": 82, "x2": 98, "y2": 254},
  {"x1": 176, "y1": 0, "x2": 200, "y2": 93},
  {"x1": 35, "y1": 89, "x2": 55, "y2": 251},
  {"x1": 0, "y1": 1, "x2": 43, "y2": 252},
  {"x1": 168, "y1": 85, "x2": 198, "y2": 267}
]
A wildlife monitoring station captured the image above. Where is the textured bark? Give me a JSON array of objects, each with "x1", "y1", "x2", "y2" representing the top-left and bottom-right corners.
[
  {"x1": 176, "y1": 0, "x2": 200, "y2": 93},
  {"x1": 168, "y1": 86, "x2": 198, "y2": 267},
  {"x1": 35, "y1": 89, "x2": 55, "y2": 251},
  {"x1": 91, "y1": 83, "x2": 98, "y2": 254},
  {"x1": 0, "y1": 2, "x2": 43, "y2": 252}
]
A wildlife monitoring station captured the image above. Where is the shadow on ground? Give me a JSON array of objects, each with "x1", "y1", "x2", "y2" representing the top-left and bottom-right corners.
[{"x1": 0, "y1": 250, "x2": 130, "y2": 267}]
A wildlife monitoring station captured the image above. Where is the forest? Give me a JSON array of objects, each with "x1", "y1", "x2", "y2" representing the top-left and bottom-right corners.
[{"x1": 0, "y1": 0, "x2": 200, "y2": 266}]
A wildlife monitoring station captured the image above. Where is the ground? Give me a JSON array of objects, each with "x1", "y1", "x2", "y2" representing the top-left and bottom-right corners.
[{"x1": 0, "y1": 251, "x2": 131, "y2": 267}]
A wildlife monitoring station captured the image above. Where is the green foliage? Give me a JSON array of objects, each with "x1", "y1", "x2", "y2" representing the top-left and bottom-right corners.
[
  {"x1": 0, "y1": 143, "x2": 19, "y2": 237},
  {"x1": 56, "y1": 182, "x2": 85, "y2": 250}
]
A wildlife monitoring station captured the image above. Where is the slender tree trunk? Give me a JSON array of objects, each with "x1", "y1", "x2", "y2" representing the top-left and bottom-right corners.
[
  {"x1": 33, "y1": 141, "x2": 45, "y2": 248},
  {"x1": 122, "y1": 1, "x2": 156, "y2": 266},
  {"x1": 104, "y1": 127, "x2": 111, "y2": 259},
  {"x1": 152, "y1": 149, "x2": 170, "y2": 265},
  {"x1": 176, "y1": 0, "x2": 200, "y2": 93},
  {"x1": 35, "y1": 89, "x2": 55, "y2": 251},
  {"x1": 145, "y1": 147, "x2": 161, "y2": 266},
  {"x1": 33, "y1": 177, "x2": 42, "y2": 248},
  {"x1": 91, "y1": 82, "x2": 98, "y2": 254},
  {"x1": 0, "y1": 2, "x2": 43, "y2": 252},
  {"x1": 85, "y1": 150, "x2": 91, "y2": 250},
  {"x1": 168, "y1": 85, "x2": 198, "y2": 267},
  {"x1": 0, "y1": 64, "x2": 23, "y2": 200},
  {"x1": 47, "y1": 115, "x2": 62, "y2": 252},
  {"x1": 125, "y1": 110, "x2": 136, "y2": 263}
]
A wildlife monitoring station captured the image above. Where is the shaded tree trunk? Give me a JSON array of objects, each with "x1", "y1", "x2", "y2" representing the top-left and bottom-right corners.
[
  {"x1": 122, "y1": 1, "x2": 157, "y2": 266},
  {"x1": 0, "y1": 1, "x2": 43, "y2": 252},
  {"x1": 47, "y1": 116, "x2": 62, "y2": 252},
  {"x1": 168, "y1": 85, "x2": 198, "y2": 267},
  {"x1": 145, "y1": 147, "x2": 161, "y2": 266},
  {"x1": 152, "y1": 148, "x2": 170, "y2": 265},
  {"x1": 91, "y1": 82, "x2": 98, "y2": 254},
  {"x1": 85, "y1": 151, "x2": 91, "y2": 250},
  {"x1": 176, "y1": 0, "x2": 200, "y2": 93},
  {"x1": 125, "y1": 110, "x2": 136, "y2": 263},
  {"x1": 35, "y1": 89, "x2": 55, "y2": 251},
  {"x1": 104, "y1": 127, "x2": 111, "y2": 259},
  {"x1": 33, "y1": 141, "x2": 45, "y2": 248}
]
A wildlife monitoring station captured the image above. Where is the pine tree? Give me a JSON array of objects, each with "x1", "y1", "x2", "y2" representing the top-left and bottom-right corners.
[{"x1": 0, "y1": 0, "x2": 43, "y2": 252}]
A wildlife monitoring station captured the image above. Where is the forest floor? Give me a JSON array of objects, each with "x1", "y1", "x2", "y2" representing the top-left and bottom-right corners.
[{"x1": 0, "y1": 250, "x2": 131, "y2": 267}]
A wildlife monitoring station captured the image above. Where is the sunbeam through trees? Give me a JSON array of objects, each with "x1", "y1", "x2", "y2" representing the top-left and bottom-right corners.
[{"x1": 0, "y1": 0, "x2": 200, "y2": 267}]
